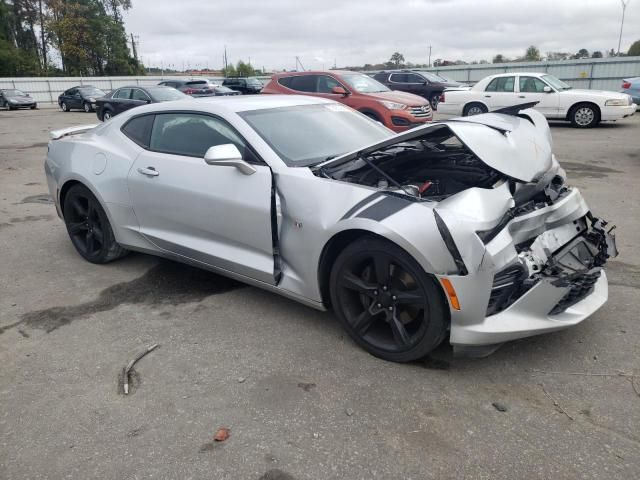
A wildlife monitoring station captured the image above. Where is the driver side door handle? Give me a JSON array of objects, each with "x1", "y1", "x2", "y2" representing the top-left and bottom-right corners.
[{"x1": 137, "y1": 166, "x2": 159, "y2": 177}]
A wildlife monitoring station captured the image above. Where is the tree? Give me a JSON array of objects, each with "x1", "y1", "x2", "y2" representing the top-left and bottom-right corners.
[
  {"x1": 236, "y1": 60, "x2": 254, "y2": 77},
  {"x1": 492, "y1": 54, "x2": 506, "y2": 63},
  {"x1": 525, "y1": 45, "x2": 541, "y2": 61},
  {"x1": 222, "y1": 63, "x2": 236, "y2": 77},
  {"x1": 629, "y1": 40, "x2": 640, "y2": 56},
  {"x1": 591, "y1": 51, "x2": 603, "y2": 58},
  {"x1": 389, "y1": 51, "x2": 405, "y2": 67},
  {"x1": 573, "y1": 48, "x2": 589, "y2": 59}
]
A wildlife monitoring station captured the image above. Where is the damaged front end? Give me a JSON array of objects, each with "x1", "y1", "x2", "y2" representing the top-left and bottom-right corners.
[{"x1": 315, "y1": 107, "x2": 618, "y2": 350}]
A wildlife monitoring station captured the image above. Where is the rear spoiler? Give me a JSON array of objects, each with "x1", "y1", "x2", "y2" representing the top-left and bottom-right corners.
[
  {"x1": 492, "y1": 101, "x2": 539, "y2": 116},
  {"x1": 50, "y1": 124, "x2": 98, "y2": 140}
]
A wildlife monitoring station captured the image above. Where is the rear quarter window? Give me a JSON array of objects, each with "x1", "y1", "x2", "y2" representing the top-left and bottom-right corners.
[
  {"x1": 277, "y1": 76, "x2": 293, "y2": 88},
  {"x1": 121, "y1": 115, "x2": 154, "y2": 148}
]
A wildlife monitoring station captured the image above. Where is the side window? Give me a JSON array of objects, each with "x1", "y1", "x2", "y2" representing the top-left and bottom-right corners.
[
  {"x1": 519, "y1": 76, "x2": 547, "y2": 93},
  {"x1": 114, "y1": 88, "x2": 132, "y2": 99},
  {"x1": 486, "y1": 76, "x2": 515, "y2": 92},
  {"x1": 121, "y1": 115, "x2": 154, "y2": 148},
  {"x1": 408, "y1": 74, "x2": 425, "y2": 83},
  {"x1": 278, "y1": 76, "x2": 293, "y2": 88},
  {"x1": 289, "y1": 75, "x2": 318, "y2": 92},
  {"x1": 131, "y1": 89, "x2": 150, "y2": 101},
  {"x1": 149, "y1": 113, "x2": 257, "y2": 161},
  {"x1": 390, "y1": 73, "x2": 408, "y2": 83},
  {"x1": 317, "y1": 75, "x2": 341, "y2": 93}
]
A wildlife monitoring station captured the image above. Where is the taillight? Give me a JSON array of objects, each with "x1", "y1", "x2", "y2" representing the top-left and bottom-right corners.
[
  {"x1": 184, "y1": 88, "x2": 195, "y2": 94},
  {"x1": 622, "y1": 81, "x2": 631, "y2": 89},
  {"x1": 439, "y1": 92, "x2": 445, "y2": 103}
]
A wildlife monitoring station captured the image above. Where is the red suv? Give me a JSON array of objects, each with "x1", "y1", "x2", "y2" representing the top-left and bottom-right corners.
[{"x1": 261, "y1": 71, "x2": 432, "y2": 132}]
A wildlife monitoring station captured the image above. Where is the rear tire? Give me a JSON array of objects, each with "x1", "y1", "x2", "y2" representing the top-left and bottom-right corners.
[
  {"x1": 569, "y1": 103, "x2": 600, "y2": 128},
  {"x1": 329, "y1": 236, "x2": 448, "y2": 362},
  {"x1": 83, "y1": 101, "x2": 92, "y2": 113},
  {"x1": 429, "y1": 94, "x2": 440, "y2": 110},
  {"x1": 463, "y1": 102, "x2": 488, "y2": 116},
  {"x1": 63, "y1": 184, "x2": 128, "y2": 264},
  {"x1": 61, "y1": 101, "x2": 69, "y2": 112}
]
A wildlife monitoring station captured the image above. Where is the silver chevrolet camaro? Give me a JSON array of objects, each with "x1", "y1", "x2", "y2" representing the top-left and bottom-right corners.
[{"x1": 45, "y1": 95, "x2": 617, "y2": 361}]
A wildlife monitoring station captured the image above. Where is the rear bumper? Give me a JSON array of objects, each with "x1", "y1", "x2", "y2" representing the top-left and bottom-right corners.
[
  {"x1": 436, "y1": 103, "x2": 463, "y2": 116},
  {"x1": 601, "y1": 104, "x2": 636, "y2": 121}
]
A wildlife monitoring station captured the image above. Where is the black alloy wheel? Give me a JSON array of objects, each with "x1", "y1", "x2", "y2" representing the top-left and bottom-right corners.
[
  {"x1": 63, "y1": 184, "x2": 127, "y2": 263},
  {"x1": 330, "y1": 237, "x2": 448, "y2": 362}
]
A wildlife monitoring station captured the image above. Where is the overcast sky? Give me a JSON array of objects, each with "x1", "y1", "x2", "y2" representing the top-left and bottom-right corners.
[{"x1": 123, "y1": 0, "x2": 640, "y2": 71}]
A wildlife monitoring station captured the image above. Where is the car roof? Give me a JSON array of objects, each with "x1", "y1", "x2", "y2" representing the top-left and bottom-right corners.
[
  {"x1": 488, "y1": 72, "x2": 546, "y2": 78},
  {"x1": 272, "y1": 70, "x2": 361, "y2": 78},
  {"x1": 119, "y1": 94, "x2": 333, "y2": 116}
]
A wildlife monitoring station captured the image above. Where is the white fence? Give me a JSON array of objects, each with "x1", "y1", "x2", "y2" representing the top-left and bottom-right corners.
[{"x1": 1, "y1": 56, "x2": 639, "y2": 104}]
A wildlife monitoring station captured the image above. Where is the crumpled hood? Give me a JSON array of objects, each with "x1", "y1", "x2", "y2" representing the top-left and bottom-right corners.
[
  {"x1": 318, "y1": 107, "x2": 554, "y2": 183},
  {"x1": 364, "y1": 90, "x2": 429, "y2": 106}
]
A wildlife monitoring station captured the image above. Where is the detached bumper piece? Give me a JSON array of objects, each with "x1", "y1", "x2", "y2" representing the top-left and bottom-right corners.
[{"x1": 486, "y1": 215, "x2": 617, "y2": 317}]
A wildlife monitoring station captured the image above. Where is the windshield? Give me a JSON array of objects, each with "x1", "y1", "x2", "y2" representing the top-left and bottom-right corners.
[
  {"x1": 341, "y1": 74, "x2": 389, "y2": 93},
  {"x1": 247, "y1": 78, "x2": 263, "y2": 86},
  {"x1": 239, "y1": 103, "x2": 393, "y2": 166},
  {"x1": 79, "y1": 87, "x2": 105, "y2": 97},
  {"x1": 215, "y1": 86, "x2": 236, "y2": 93},
  {"x1": 4, "y1": 89, "x2": 26, "y2": 97},
  {"x1": 146, "y1": 87, "x2": 188, "y2": 101},
  {"x1": 542, "y1": 75, "x2": 572, "y2": 90}
]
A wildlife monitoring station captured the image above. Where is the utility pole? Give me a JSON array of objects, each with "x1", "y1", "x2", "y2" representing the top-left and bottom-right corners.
[
  {"x1": 38, "y1": 0, "x2": 46, "y2": 70},
  {"x1": 295, "y1": 56, "x2": 305, "y2": 71},
  {"x1": 617, "y1": 0, "x2": 630, "y2": 55},
  {"x1": 223, "y1": 45, "x2": 228, "y2": 75},
  {"x1": 428, "y1": 45, "x2": 432, "y2": 67}
]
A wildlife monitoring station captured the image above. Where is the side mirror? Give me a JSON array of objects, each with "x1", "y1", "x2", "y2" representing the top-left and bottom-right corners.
[
  {"x1": 204, "y1": 144, "x2": 256, "y2": 176},
  {"x1": 543, "y1": 86, "x2": 553, "y2": 93},
  {"x1": 331, "y1": 86, "x2": 348, "y2": 96}
]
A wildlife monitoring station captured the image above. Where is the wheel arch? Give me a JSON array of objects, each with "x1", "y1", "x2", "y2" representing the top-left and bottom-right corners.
[
  {"x1": 463, "y1": 101, "x2": 489, "y2": 115},
  {"x1": 357, "y1": 107, "x2": 383, "y2": 122},
  {"x1": 317, "y1": 227, "x2": 448, "y2": 309}
]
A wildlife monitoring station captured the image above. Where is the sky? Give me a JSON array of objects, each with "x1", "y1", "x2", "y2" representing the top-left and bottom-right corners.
[{"x1": 123, "y1": 0, "x2": 640, "y2": 72}]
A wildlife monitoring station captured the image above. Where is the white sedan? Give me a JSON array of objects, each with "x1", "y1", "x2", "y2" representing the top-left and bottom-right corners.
[{"x1": 438, "y1": 72, "x2": 636, "y2": 128}]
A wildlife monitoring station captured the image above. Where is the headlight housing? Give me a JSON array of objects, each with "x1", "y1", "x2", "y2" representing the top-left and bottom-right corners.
[
  {"x1": 378, "y1": 100, "x2": 407, "y2": 110},
  {"x1": 88, "y1": 97, "x2": 96, "y2": 102},
  {"x1": 605, "y1": 98, "x2": 628, "y2": 106},
  {"x1": 8, "y1": 99, "x2": 17, "y2": 104}
]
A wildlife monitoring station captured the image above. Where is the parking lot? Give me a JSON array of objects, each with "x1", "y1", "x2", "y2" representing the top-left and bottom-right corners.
[{"x1": 0, "y1": 106, "x2": 639, "y2": 479}]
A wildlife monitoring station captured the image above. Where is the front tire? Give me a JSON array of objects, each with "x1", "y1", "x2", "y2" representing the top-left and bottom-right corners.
[
  {"x1": 569, "y1": 103, "x2": 600, "y2": 128},
  {"x1": 329, "y1": 237, "x2": 448, "y2": 362},
  {"x1": 63, "y1": 184, "x2": 128, "y2": 264},
  {"x1": 102, "y1": 109, "x2": 113, "y2": 121}
]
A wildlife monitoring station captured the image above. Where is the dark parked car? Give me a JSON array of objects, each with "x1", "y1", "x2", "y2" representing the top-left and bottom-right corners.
[
  {"x1": 373, "y1": 70, "x2": 467, "y2": 109},
  {"x1": 221, "y1": 77, "x2": 263, "y2": 94},
  {"x1": 58, "y1": 86, "x2": 107, "y2": 112},
  {"x1": 157, "y1": 79, "x2": 216, "y2": 96},
  {"x1": 95, "y1": 85, "x2": 188, "y2": 121},
  {"x1": 0, "y1": 89, "x2": 37, "y2": 110}
]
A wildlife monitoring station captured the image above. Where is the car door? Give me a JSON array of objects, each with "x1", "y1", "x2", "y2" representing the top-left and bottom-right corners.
[
  {"x1": 388, "y1": 73, "x2": 409, "y2": 93},
  {"x1": 70, "y1": 88, "x2": 83, "y2": 108},
  {"x1": 126, "y1": 112, "x2": 275, "y2": 284},
  {"x1": 130, "y1": 88, "x2": 152, "y2": 108},
  {"x1": 111, "y1": 88, "x2": 133, "y2": 114},
  {"x1": 517, "y1": 76, "x2": 560, "y2": 117},
  {"x1": 62, "y1": 88, "x2": 75, "y2": 106},
  {"x1": 483, "y1": 76, "x2": 516, "y2": 109}
]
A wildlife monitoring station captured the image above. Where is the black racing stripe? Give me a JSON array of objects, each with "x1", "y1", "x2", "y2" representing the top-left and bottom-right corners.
[
  {"x1": 356, "y1": 195, "x2": 411, "y2": 221},
  {"x1": 340, "y1": 192, "x2": 385, "y2": 220}
]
